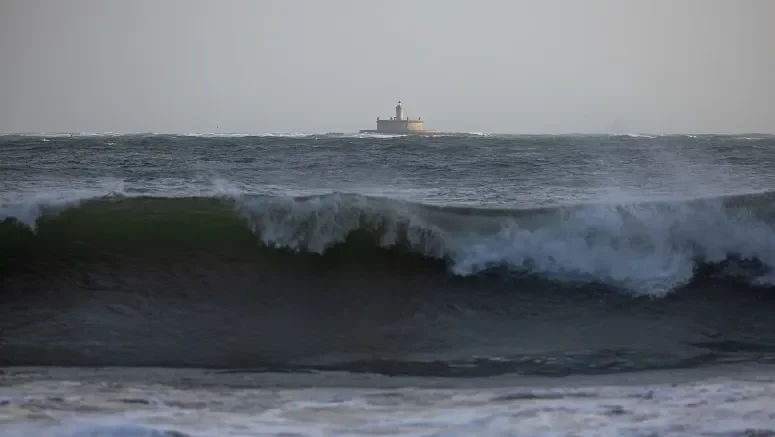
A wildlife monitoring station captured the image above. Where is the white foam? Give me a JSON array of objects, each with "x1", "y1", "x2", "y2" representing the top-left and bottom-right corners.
[
  {"x1": 0, "y1": 180, "x2": 127, "y2": 228},
  {"x1": 611, "y1": 133, "x2": 659, "y2": 139},
  {"x1": 231, "y1": 191, "x2": 775, "y2": 296},
  {"x1": 1, "y1": 367, "x2": 774, "y2": 437},
  {"x1": 352, "y1": 133, "x2": 409, "y2": 139},
  {"x1": 180, "y1": 132, "x2": 317, "y2": 138}
]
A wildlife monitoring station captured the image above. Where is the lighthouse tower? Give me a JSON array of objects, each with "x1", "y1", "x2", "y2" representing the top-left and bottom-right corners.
[{"x1": 395, "y1": 101, "x2": 405, "y2": 121}]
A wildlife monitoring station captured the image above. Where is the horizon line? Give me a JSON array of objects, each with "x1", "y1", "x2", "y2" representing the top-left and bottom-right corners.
[{"x1": 1, "y1": 131, "x2": 774, "y2": 137}]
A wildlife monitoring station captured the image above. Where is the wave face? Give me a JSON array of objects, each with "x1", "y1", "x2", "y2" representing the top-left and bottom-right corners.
[
  {"x1": 4, "y1": 191, "x2": 775, "y2": 294},
  {"x1": 3, "y1": 191, "x2": 775, "y2": 376}
]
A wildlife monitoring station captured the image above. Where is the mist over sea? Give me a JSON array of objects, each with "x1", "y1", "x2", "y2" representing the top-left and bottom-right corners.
[{"x1": 2, "y1": 132, "x2": 775, "y2": 436}]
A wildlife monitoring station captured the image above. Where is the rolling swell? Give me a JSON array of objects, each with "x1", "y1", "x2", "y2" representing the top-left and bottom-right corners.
[
  {"x1": 3, "y1": 190, "x2": 775, "y2": 293},
  {"x1": 2, "y1": 191, "x2": 775, "y2": 375}
]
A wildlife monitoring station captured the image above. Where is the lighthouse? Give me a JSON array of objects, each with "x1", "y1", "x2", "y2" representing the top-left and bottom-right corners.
[
  {"x1": 360, "y1": 101, "x2": 437, "y2": 134},
  {"x1": 395, "y1": 100, "x2": 405, "y2": 121}
]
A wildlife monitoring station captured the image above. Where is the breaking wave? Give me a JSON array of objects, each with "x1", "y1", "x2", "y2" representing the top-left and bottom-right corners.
[{"x1": 3, "y1": 189, "x2": 775, "y2": 296}]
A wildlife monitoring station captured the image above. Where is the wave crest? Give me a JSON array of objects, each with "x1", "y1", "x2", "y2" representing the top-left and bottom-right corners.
[{"x1": 3, "y1": 190, "x2": 775, "y2": 296}]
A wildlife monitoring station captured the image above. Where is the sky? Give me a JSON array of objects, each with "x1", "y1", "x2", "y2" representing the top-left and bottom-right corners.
[{"x1": 0, "y1": 0, "x2": 773, "y2": 134}]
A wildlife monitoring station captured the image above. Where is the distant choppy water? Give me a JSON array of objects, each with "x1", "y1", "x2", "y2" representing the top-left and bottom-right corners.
[{"x1": 2, "y1": 132, "x2": 775, "y2": 436}]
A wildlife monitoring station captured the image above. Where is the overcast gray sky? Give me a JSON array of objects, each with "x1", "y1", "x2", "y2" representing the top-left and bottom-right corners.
[{"x1": 1, "y1": 0, "x2": 773, "y2": 134}]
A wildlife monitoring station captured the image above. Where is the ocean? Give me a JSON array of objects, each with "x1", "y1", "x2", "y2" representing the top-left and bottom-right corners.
[{"x1": 1, "y1": 132, "x2": 775, "y2": 436}]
